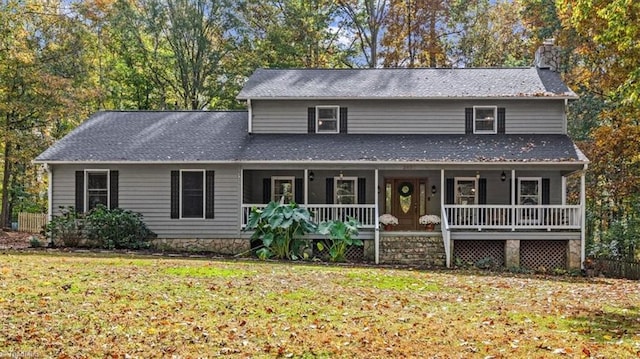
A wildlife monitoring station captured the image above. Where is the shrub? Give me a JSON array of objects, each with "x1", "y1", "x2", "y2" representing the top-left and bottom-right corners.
[
  {"x1": 246, "y1": 201, "x2": 316, "y2": 260},
  {"x1": 317, "y1": 217, "x2": 362, "y2": 262},
  {"x1": 42, "y1": 206, "x2": 84, "y2": 247},
  {"x1": 29, "y1": 236, "x2": 43, "y2": 248},
  {"x1": 84, "y1": 205, "x2": 156, "y2": 249}
]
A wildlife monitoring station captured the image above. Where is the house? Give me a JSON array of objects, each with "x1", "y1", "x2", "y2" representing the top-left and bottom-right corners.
[{"x1": 35, "y1": 44, "x2": 588, "y2": 269}]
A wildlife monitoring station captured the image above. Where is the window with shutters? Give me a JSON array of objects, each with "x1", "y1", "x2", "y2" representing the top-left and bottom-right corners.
[
  {"x1": 86, "y1": 170, "x2": 109, "y2": 210},
  {"x1": 334, "y1": 177, "x2": 357, "y2": 204},
  {"x1": 518, "y1": 177, "x2": 541, "y2": 205},
  {"x1": 316, "y1": 106, "x2": 339, "y2": 133},
  {"x1": 272, "y1": 176, "x2": 295, "y2": 203},
  {"x1": 473, "y1": 106, "x2": 497, "y2": 134},
  {"x1": 181, "y1": 170, "x2": 205, "y2": 218},
  {"x1": 455, "y1": 177, "x2": 478, "y2": 205}
]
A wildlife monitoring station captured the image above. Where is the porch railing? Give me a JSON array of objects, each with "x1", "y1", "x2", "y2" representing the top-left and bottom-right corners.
[
  {"x1": 241, "y1": 204, "x2": 377, "y2": 229},
  {"x1": 443, "y1": 205, "x2": 581, "y2": 230}
]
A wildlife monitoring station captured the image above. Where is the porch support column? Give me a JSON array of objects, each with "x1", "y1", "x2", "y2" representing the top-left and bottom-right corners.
[
  {"x1": 45, "y1": 163, "x2": 53, "y2": 246},
  {"x1": 303, "y1": 169, "x2": 309, "y2": 205},
  {"x1": 441, "y1": 169, "x2": 450, "y2": 267},
  {"x1": 580, "y1": 170, "x2": 586, "y2": 269},
  {"x1": 561, "y1": 176, "x2": 567, "y2": 205},
  {"x1": 511, "y1": 169, "x2": 516, "y2": 231},
  {"x1": 374, "y1": 168, "x2": 379, "y2": 264}
]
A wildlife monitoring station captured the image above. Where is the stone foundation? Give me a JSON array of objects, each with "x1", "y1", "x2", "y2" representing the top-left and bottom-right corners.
[
  {"x1": 152, "y1": 238, "x2": 250, "y2": 255},
  {"x1": 568, "y1": 239, "x2": 581, "y2": 269},
  {"x1": 505, "y1": 240, "x2": 520, "y2": 268},
  {"x1": 379, "y1": 234, "x2": 445, "y2": 266}
]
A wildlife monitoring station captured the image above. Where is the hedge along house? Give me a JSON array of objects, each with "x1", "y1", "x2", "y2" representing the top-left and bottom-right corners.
[{"x1": 35, "y1": 44, "x2": 588, "y2": 269}]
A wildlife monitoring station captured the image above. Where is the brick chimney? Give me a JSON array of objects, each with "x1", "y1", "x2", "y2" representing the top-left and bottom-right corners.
[{"x1": 535, "y1": 38, "x2": 560, "y2": 71}]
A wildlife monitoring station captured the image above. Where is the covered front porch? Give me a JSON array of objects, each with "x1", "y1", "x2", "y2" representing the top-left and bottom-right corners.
[{"x1": 240, "y1": 165, "x2": 586, "y2": 268}]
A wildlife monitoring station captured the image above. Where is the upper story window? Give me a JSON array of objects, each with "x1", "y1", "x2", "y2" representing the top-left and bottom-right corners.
[
  {"x1": 316, "y1": 106, "x2": 340, "y2": 133},
  {"x1": 272, "y1": 176, "x2": 295, "y2": 203},
  {"x1": 86, "y1": 170, "x2": 109, "y2": 210},
  {"x1": 474, "y1": 106, "x2": 497, "y2": 134}
]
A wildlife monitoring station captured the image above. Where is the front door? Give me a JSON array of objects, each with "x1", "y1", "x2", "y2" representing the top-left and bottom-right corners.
[{"x1": 391, "y1": 178, "x2": 425, "y2": 230}]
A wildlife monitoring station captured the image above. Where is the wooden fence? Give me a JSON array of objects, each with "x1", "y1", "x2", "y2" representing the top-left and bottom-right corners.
[
  {"x1": 588, "y1": 257, "x2": 640, "y2": 280},
  {"x1": 17, "y1": 212, "x2": 48, "y2": 233}
]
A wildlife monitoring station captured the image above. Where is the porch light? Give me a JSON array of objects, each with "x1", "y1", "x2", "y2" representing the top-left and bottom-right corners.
[
  {"x1": 501, "y1": 171, "x2": 507, "y2": 182},
  {"x1": 431, "y1": 185, "x2": 437, "y2": 194},
  {"x1": 309, "y1": 171, "x2": 315, "y2": 181}
]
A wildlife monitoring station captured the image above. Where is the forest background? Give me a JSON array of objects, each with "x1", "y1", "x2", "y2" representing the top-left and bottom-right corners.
[{"x1": 1, "y1": 0, "x2": 638, "y2": 259}]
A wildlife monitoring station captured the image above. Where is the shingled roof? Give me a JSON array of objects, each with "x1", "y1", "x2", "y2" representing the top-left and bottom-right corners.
[
  {"x1": 237, "y1": 68, "x2": 577, "y2": 100},
  {"x1": 35, "y1": 111, "x2": 587, "y2": 164}
]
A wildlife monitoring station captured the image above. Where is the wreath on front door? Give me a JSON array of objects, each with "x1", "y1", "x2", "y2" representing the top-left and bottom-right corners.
[{"x1": 398, "y1": 182, "x2": 414, "y2": 196}]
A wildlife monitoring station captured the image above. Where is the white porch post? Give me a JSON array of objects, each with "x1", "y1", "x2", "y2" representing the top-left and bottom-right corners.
[
  {"x1": 374, "y1": 169, "x2": 380, "y2": 264},
  {"x1": 239, "y1": 168, "x2": 244, "y2": 231},
  {"x1": 511, "y1": 169, "x2": 516, "y2": 231},
  {"x1": 45, "y1": 164, "x2": 53, "y2": 246},
  {"x1": 561, "y1": 176, "x2": 567, "y2": 205},
  {"x1": 580, "y1": 170, "x2": 586, "y2": 269},
  {"x1": 441, "y1": 169, "x2": 449, "y2": 267},
  {"x1": 303, "y1": 169, "x2": 309, "y2": 205}
]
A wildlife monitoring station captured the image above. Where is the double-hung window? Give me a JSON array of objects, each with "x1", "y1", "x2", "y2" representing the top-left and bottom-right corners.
[
  {"x1": 316, "y1": 106, "x2": 339, "y2": 133},
  {"x1": 455, "y1": 177, "x2": 478, "y2": 205},
  {"x1": 518, "y1": 177, "x2": 541, "y2": 206},
  {"x1": 473, "y1": 106, "x2": 497, "y2": 134},
  {"x1": 181, "y1": 170, "x2": 205, "y2": 218},
  {"x1": 272, "y1": 176, "x2": 295, "y2": 203},
  {"x1": 86, "y1": 170, "x2": 109, "y2": 210},
  {"x1": 334, "y1": 177, "x2": 357, "y2": 204}
]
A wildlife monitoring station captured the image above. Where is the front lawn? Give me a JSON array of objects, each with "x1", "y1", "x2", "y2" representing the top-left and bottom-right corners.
[{"x1": 1, "y1": 252, "x2": 639, "y2": 358}]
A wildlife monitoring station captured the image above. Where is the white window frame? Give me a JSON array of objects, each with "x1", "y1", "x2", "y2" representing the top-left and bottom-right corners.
[
  {"x1": 271, "y1": 176, "x2": 295, "y2": 203},
  {"x1": 518, "y1": 177, "x2": 542, "y2": 206},
  {"x1": 180, "y1": 169, "x2": 206, "y2": 219},
  {"x1": 473, "y1": 106, "x2": 497, "y2": 134},
  {"x1": 316, "y1": 105, "x2": 340, "y2": 134},
  {"x1": 85, "y1": 169, "x2": 110, "y2": 211},
  {"x1": 334, "y1": 176, "x2": 358, "y2": 204},
  {"x1": 454, "y1": 177, "x2": 478, "y2": 205}
]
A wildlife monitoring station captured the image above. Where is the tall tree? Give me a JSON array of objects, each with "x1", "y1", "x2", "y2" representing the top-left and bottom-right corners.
[
  {"x1": 338, "y1": 0, "x2": 388, "y2": 68},
  {"x1": 0, "y1": 0, "x2": 96, "y2": 227}
]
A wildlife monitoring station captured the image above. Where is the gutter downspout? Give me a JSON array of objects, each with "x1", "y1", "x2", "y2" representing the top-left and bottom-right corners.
[
  {"x1": 45, "y1": 163, "x2": 53, "y2": 246},
  {"x1": 247, "y1": 99, "x2": 252, "y2": 133}
]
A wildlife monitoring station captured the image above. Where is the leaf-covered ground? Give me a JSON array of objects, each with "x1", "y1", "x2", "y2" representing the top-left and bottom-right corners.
[{"x1": 1, "y1": 253, "x2": 639, "y2": 358}]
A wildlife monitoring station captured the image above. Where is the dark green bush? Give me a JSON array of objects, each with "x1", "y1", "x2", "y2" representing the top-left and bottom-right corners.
[
  {"x1": 85, "y1": 205, "x2": 156, "y2": 249},
  {"x1": 42, "y1": 206, "x2": 84, "y2": 247}
]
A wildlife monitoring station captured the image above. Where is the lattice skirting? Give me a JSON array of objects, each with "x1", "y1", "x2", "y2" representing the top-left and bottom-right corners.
[
  {"x1": 520, "y1": 240, "x2": 567, "y2": 269},
  {"x1": 313, "y1": 240, "x2": 365, "y2": 262},
  {"x1": 454, "y1": 240, "x2": 505, "y2": 267}
]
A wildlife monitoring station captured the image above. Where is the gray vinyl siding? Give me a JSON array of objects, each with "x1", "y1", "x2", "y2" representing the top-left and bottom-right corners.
[
  {"x1": 251, "y1": 99, "x2": 565, "y2": 134},
  {"x1": 51, "y1": 164, "x2": 241, "y2": 239}
]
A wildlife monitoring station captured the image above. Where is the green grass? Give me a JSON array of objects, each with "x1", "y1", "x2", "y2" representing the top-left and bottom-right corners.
[{"x1": 1, "y1": 252, "x2": 639, "y2": 358}]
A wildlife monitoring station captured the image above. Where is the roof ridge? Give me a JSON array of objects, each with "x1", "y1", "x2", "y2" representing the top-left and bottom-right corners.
[{"x1": 96, "y1": 109, "x2": 247, "y2": 113}]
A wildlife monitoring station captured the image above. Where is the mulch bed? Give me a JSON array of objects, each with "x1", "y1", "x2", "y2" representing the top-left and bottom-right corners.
[{"x1": 0, "y1": 230, "x2": 42, "y2": 249}]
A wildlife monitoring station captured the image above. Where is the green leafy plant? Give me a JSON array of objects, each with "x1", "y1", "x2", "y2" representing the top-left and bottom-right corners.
[
  {"x1": 29, "y1": 236, "x2": 43, "y2": 248},
  {"x1": 317, "y1": 217, "x2": 362, "y2": 262},
  {"x1": 42, "y1": 206, "x2": 84, "y2": 247},
  {"x1": 246, "y1": 201, "x2": 316, "y2": 260},
  {"x1": 84, "y1": 205, "x2": 156, "y2": 250}
]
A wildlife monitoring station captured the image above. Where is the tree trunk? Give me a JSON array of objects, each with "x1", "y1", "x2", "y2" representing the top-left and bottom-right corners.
[{"x1": 1, "y1": 141, "x2": 12, "y2": 229}]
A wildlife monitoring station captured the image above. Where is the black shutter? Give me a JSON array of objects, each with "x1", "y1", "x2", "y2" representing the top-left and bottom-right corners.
[
  {"x1": 75, "y1": 171, "x2": 84, "y2": 213},
  {"x1": 308, "y1": 107, "x2": 316, "y2": 133},
  {"x1": 326, "y1": 178, "x2": 334, "y2": 204},
  {"x1": 497, "y1": 107, "x2": 506, "y2": 134},
  {"x1": 445, "y1": 178, "x2": 455, "y2": 204},
  {"x1": 340, "y1": 107, "x2": 348, "y2": 134},
  {"x1": 170, "y1": 171, "x2": 179, "y2": 219},
  {"x1": 479, "y1": 178, "x2": 487, "y2": 204},
  {"x1": 109, "y1": 170, "x2": 119, "y2": 209},
  {"x1": 295, "y1": 178, "x2": 303, "y2": 204},
  {"x1": 509, "y1": 180, "x2": 513, "y2": 204},
  {"x1": 262, "y1": 178, "x2": 271, "y2": 203},
  {"x1": 357, "y1": 178, "x2": 366, "y2": 204},
  {"x1": 465, "y1": 108, "x2": 473, "y2": 134},
  {"x1": 205, "y1": 171, "x2": 215, "y2": 219},
  {"x1": 542, "y1": 178, "x2": 550, "y2": 205}
]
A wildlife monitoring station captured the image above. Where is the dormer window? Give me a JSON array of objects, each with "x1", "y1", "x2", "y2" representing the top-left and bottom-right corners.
[
  {"x1": 316, "y1": 106, "x2": 340, "y2": 133},
  {"x1": 473, "y1": 106, "x2": 497, "y2": 134}
]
